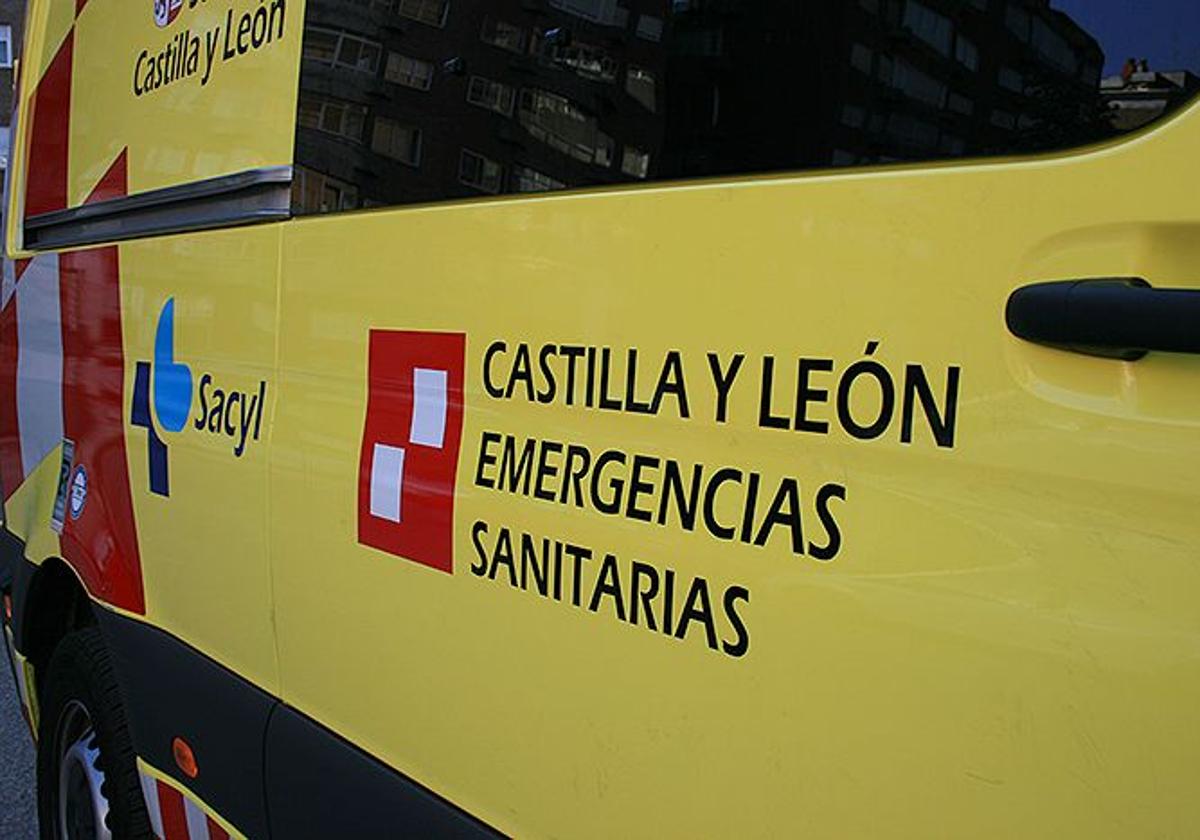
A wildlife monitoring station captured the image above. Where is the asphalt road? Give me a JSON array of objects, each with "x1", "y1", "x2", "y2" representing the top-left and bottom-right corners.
[{"x1": 0, "y1": 663, "x2": 37, "y2": 839}]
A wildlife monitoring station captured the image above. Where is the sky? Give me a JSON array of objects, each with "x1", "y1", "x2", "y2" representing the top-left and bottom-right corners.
[{"x1": 1051, "y1": 0, "x2": 1200, "y2": 76}]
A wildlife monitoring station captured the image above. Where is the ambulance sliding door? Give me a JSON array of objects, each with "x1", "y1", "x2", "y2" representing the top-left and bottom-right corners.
[{"x1": 3, "y1": 0, "x2": 303, "y2": 832}]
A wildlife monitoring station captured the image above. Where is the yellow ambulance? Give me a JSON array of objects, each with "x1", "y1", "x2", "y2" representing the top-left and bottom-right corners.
[{"x1": 3, "y1": 0, "x2": 1199, "y2": 836}]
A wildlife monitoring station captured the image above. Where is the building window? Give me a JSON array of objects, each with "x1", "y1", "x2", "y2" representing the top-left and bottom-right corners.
[
  {"x1": 372, "y1": 117, "x2": 422, "y2": 165},
  {"x1": 397, "y1": 0, "x2": 448, "y2": 27},
  {"x1": 1031, "y1": 16, "x2": 1078, "y2": 74},
  {"x1": 518, "y1": 88, "x2": 614, "y2": 167},
  {"x1": 955, "y1": 36, "x2": 978, "y2": 71},
  {"x1": 887, "y1": 112, "x2": 939, "y2": 148},
  {"x1": 459, "y1": 149, "x2": 503, "y2": 193},
  {"x1": 636, "y1": 15, "x2": 664, "y2": 42},
  {"x1": 385, "y1": 53, "x2": 434, "y2": 90},
  {"x1": 298, "y1": 95, "x2": 368, "y2": 142},
  {"x1": 947, "y1": 92, "x2": 974, "y2": 115},
  {"x1": 541, "y1": 37, "x2": 619, "y2": 83},
  {"x1": 481, "y1": 18, "x2": 526, "y2": 53},
  {"x1": 892, "y1": 59, "x2": 946, "y2": 108},
  {"x1": 467, "y1": 76, "x2": 516, "y2": 116},
  {"x1": 1005, "y1": 3, "x2": 1031, "y2": 42},
  {"x1": 303, "y1": 28, "x2": 382, "y2": 74},
  {"x1": 293, "y1": 167, "x2": 360, "y2": 214},
  {"x1": 513, "y1": 165, "x2": 565, "y2": 193},
  {"x1": 991, "y1": 109, "x2": 1016, "y2": 129},
  {"x1": 939, "y1": 134, "x2": 966, "y2": 155},
  {"x1": 621, "y1": 146, "x2": 650, "y2": 179},
  {"x1": 850, "y1": 43, "x2": 873, "y2": 75},
  {"x1": 903, "y1": 1, "x2": 952, "y2": 56},
  {"x1": 549, "y1": 0, "x2": 628, "y2": 27},
  {"x1": 0, "y1": 26, "x2": 11, "y2": 68},
  {"x1": 999, "y1": 66, "x2": 1024, "y2": 92},
  {"x1": 841, "y1": 104, "x2": 867, "y2": 128},
  {"x1": 626, "y1": 66, "x2": 657, "y2": 112}
]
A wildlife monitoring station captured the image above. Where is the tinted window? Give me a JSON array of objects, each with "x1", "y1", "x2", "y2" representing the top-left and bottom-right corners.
[{"x1": 291, "y1": 0, "x2": 1200, "y2": 214}]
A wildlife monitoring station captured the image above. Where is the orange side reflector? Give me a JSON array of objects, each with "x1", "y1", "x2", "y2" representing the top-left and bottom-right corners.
[{"x1": 172, "y1": 737, "x2": 199, "y2": 779}]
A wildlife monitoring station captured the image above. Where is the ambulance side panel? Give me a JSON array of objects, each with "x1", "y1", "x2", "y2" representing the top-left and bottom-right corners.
[{"x1": 269, "y1": 104, "x2": 1200, "y2": 837}]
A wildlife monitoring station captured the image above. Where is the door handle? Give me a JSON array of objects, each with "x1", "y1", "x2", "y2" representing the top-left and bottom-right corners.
[{"x1": 1006, "y1": 278, "x2": 1200, "y2": 361}]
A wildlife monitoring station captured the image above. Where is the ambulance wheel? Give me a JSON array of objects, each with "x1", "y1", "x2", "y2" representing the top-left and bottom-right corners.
[{"x1": 36, "y1": 627, "x2": 153, "y2": 840}]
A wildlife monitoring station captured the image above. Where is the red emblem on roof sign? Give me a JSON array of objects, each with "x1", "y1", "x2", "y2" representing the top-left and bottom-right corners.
[
  {"x1": 153, "y1": 0, "x2": 183, "y2": 28},
  {"x1": 358, "y1": 330, "x2": 466, "y2": 574}
]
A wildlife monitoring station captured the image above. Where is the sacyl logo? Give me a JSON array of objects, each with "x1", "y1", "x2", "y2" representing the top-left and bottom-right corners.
[
  {"x1": 153, "y1": 0, "x2": 184, "y2": 28},
  {"x1": 131, "y1": 298, "x2": 267, "y2": 497}
]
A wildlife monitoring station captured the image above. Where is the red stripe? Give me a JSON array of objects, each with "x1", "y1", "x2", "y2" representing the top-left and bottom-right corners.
[
  {"x1": 58, "y1": 153, "x2": 145, "y2": 614},
  {"x1": 156, "y1": 782, "x2": 189, "y2": 840},
  {"x1": 83, "y1": 149, "x2": 126, "y2": 206},
  {"x1": 25, "y1": 33, "x2": 72, "y2": 218},
  {"x1": 0, "y1": 300, "x2": 21, "y2": 500},
  {"x1": 206, "y1": 816, "x2": 230, "y2": 840},
  {"x1": 75, "y1": 0, "x2": 89, "y2": 15}
]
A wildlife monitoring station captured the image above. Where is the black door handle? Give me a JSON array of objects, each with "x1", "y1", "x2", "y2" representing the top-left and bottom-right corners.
[{"x1": 1006, "y1": 278, "x2": 1200, "y2": 361}]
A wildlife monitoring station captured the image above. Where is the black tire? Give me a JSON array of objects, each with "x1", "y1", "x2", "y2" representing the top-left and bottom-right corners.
[{"x1": 36, "y1": 627, "x2": 153, "y2": 839}]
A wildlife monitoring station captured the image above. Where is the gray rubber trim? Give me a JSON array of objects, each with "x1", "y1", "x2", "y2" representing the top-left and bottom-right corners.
[{"x1": 23, "y1": 167, "x2": 293, "y2": 250}]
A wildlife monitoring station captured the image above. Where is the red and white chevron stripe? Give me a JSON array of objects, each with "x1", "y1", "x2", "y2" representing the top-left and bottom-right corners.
[
  {"x1": 0, "y1": 253, "x2": 64, "y2": 496},
  {"x1": 139, "y1": 769, "x2": 234, "y2": 840}
]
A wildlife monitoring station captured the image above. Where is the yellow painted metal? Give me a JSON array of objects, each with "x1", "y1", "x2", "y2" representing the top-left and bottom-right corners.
[
  {"x1": 268, "y1": 102, "x2": 1200, "y2": 837},
  {"x1": 4, "y1": 0, "x2": 303, "y2": 254},
  {"x1": 119, "y1": 225, "x2": 282, "y2": 694},
  {"x1": 70, "y1": 0, "x2": 302, "y2": 202}
]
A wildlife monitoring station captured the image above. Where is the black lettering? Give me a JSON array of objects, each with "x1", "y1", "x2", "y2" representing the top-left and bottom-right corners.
[
  {"x1": 702, "y1": 468, "x2": 742, "y2": 540},
  {"x1": 625, "y1": 454, "x2": 659, "y2": 523},
  {"x1": 758, "y1": 356, "x2": 789, "y2": 429},
  {"x1": 474, "y1": 431, "x2": 500, "y2": 488},
  {"x1": 483, "y1": 341, "x2": 506, "y2": 399},
  {"x1": 753, "y1": 478, "x2": 805, "y2": 555},
  {"x1": 520, "y1": 533, "x2": 550, "y2": 596},
  {"x1": 469, "y1": 520, "x2": 489, "y2": 576},
  {"x1": 901, "y1": 364, "x2": 960, "y2": 448},
  {"x1": 536, "y1": 344, "x2": 557, "y2": 404},
  {"x1": 809, "y1": 484, "x2": 847, "y2": 561},
  {"x1": 488, "y1": 527, "x2": 518, "y2": 586},
  {"x1": 588, "y1": 554, "x2": 627, "y2": 621},
  {"x1": 193, "y1": 373, "x2": 212, "y2": 430},
  {"x1": 507, "y1": 344, "x2": 535, "y2": 401},
  {"x1": 630, "y1": 561, "x2": 660, "y2": 631},
  {"x1": 658, "y1": 461, "x2": 702, "y2": 531},
  {"x1": 673, "y1": 577, "x2": 719, "y2": 651},
  {"x1": 498, "y1": 435, "x2": 536, "y2": 495},
  {"x1": 533, "y1": 440, "x2": 563, "y2": 502},
  {"x1": 624, "y1": 349, "x2": 653, "y2": 414},
  {"x1": 651, "y1": 350, "x2": 690, "y2": 419},
  {"x1": 795, "y1": 358, "x2": 834, "y2": 433},
  {"x1": 560, "y1": 444, "x2": 592, "y2": 507},
  {"x1": 590, "y1": 450, "x2": 627, "y2": 515},
  {"x1": 559, "y1": 345, "x2": 585, "y2": 406},
  {"x1": 707, "y1": 352, "x2": 744, "y2": 424},
  {"x1": 722, "y1": 586, "x2": 751, "y2": 658}
]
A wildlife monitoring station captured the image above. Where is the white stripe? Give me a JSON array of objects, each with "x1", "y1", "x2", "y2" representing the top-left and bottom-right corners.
[
  {"x1": 140, "y1": 772, "x2": 164, "y2": 839},
  {"x1": 184, "y1": 796, "x2": 210, "y2": 840},
  {"x1": 15, "y1": 254, "x2": 62, "y2": 477},
  {"x1": 410, "y1": 368, "x2": 448, "y2": 449},
  {"x1": 370, "y1": 443, "x2": 405, "y2": 523},
  {"x1": 1, "y1": 259, "x2": 15, "y2": 309}
]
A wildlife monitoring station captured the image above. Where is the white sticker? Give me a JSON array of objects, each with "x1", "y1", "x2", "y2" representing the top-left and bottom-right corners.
[
  {"x1": 410, "y1": 368, "x2": 448, "y2": 449},
  {"x1": 69, "y1": 466, "x2": 88, "y2": 520},
  {"x1": 370, "y1": 443, "x2": 405, "y2": 523}
]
